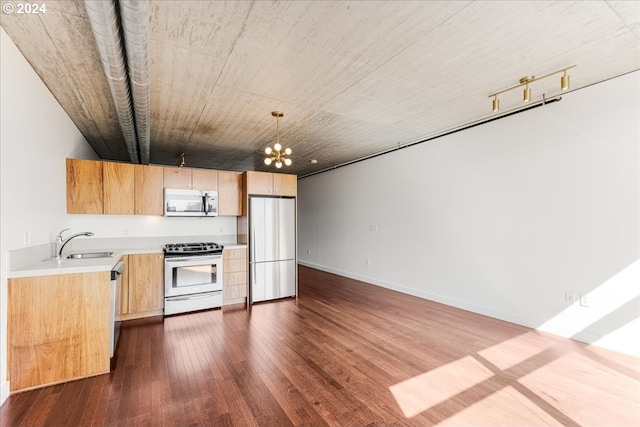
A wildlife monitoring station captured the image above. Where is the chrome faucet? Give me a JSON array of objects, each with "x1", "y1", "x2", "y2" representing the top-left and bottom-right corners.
[{"x1": 55, "y1": 228, "x2": 94, "y2": 259}]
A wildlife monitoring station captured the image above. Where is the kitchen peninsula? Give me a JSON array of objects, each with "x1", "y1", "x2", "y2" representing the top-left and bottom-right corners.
[{"x1": 7, "y1": 236, "x2": 247, "y2": 393}]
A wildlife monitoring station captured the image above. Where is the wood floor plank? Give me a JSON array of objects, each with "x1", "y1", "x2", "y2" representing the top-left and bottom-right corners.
[{"x1": 2, "y1": 265, "x2": 638, "y2": 426}]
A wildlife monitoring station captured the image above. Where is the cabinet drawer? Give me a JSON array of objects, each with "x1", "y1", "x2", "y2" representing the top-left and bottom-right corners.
[
  {"x1": 224, "y1": 271, "x2": 247, "y2": 286},
  {"x1": 223, "y1": 284, "x2": 247, "y2": 301},
  {"x1": 223, "y1": 258, "x2": 246, "y2": 273},
  {"x1": 223, "y1": 248, "x2": 247, "y2": 260}
]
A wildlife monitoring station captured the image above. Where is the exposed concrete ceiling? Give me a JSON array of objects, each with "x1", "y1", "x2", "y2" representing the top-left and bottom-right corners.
[{"x1": 1, "y1": 1, "x2": 639, "y2": 176}]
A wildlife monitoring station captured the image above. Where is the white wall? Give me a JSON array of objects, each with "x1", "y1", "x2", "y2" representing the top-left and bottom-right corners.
[
  {"x1": 0, "y1": 28, "x2": 237, "y2": 405},
  {"x1": 0, "y1": 27, "x2": 98, "y2": 404},
  {"x1": 298, "y1": 71, "x2": 640, "y2": 357}
]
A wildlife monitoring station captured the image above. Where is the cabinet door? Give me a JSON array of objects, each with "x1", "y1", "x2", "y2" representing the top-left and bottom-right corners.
[
  {"x1": 135, "y1": 165, "x2": 164, "y2": 215},
  {"x1": 128, "y1": 253, "x2": 164, "y2": 313},
  {"x1": 222, "y1": 248, "x2": 247, "y2": 305},
  {"x1": 8, "y1": 271, "x2": 110, "y2": 391},
  {"x1": 273, "y1": 173, "x2": 297, "y2": 196},
  {"x1": 103, "y1": 162, "x2": 135, "y2": 215},
  {"x1": 245, "y1": 171, "x2": 273, "y2": 195},
  {"x1": 119, "y1": 255, "x2": 129, "y2": 315},
  {"x1": 67, "y1": 158, "x2": 103, "y2": 214},
  {"x1": 192, "y1": 168, "x2": 218, "y2": 190},
  {"x1": 164, "y1": 167, "x2": 192, "y2": 189},
  {"x1": 218, "y1": 171, "x2": 242, "y2": 216}
]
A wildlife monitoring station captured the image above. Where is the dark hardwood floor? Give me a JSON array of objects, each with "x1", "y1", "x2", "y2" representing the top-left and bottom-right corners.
[{"x1": 2, "y1": 265, "x2": 639, "y2": 426}]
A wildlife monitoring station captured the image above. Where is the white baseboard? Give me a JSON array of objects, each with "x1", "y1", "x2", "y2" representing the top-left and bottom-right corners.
[
  {"x1": 298, "y1": 260, "x2": 539, "y2": 327},
  {"x1": 1, "y1": 380, "x2": 9, "y2": 406},
  {"x1": 297, "y1": 261, "x2": 614, "y2": 347},
  {"x1": 298, "y1": 261, "x2": 640, "y2": 357}
]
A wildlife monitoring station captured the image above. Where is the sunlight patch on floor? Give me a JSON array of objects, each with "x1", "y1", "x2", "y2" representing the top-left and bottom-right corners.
[
  {"x1": 519, "y1": 351, "x2": 640, "y2": 427},
  {"x1": 436, "y1": 386, "x2": 563, "y2": 426},
  {"x1": 477, "y1": 331, "x2": 556, "y2": 370},
  {"x1": 389, "y1": 355, "x2": 493, "y2": 418}
]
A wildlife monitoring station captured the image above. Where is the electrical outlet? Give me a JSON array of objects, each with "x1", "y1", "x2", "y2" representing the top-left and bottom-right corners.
[
  {"x1": 306, "y1": 249, "x2": 311, "y2": 254},
  {"x1": 565, "y1": 291, "x2": 575, "y2": 304},
  {"x1": 370, "y1": 225, "x2": 378, "y2": 232},
  {"x1": 123, "y1": 228, "x2": 129, "y2": 236},
  {"x1": 365, "y1": 258, "x2": 370, "y2": 265},
  {"x1": 579, "y1": 294, "x2": 590, "y2": 307},
  {"x1": 24, "y1": 231, "x2": 32, "y2": 246}
]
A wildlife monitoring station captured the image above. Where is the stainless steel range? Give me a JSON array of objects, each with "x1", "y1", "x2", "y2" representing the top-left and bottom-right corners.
[{"x1": 163, "y1": 242, "x2": 224, "y2": 315}]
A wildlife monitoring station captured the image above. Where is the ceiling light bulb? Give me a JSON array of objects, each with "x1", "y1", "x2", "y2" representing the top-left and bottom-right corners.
[
  {"x1": 561, "y1": 73, "x2": 570, "y2": 91},
  {"x1": 284, "y1": 158, "x2": 292, "y2": 166},
  {"x1": 284, "y1": 147, "x2": 291, "y2": 155},
  {"x1": 274, "y1": 143, "x2": 281, "y2": 151},
  {"x1": 275, "y1": 161, "x2": 282, "y2": 168},
  {"x1": 265, "y1": 147, "x2": 272, "y2": 155},
  {"x1": 523, "y1": 86, "x2": 531, "y2": 102},
  {"x1": 264, "y1": 158, "x2": 272, "y2": 165},
  {"x1": 492, "y1": 97, "x2": 500, "y2": 112}
]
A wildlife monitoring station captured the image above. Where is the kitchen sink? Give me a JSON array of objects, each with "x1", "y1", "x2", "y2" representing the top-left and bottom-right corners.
[{"x1": 67, "y1": 252, "x2": 114, "y2": 259}]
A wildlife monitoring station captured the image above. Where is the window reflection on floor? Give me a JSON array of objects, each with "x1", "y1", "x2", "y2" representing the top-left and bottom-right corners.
[{"x1": 389, "y1": 355, "x2": 493, "y2": 418}]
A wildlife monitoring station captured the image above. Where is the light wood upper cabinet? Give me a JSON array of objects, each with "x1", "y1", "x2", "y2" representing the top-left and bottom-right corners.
[
  {"x1": 245, "y1": 171, "x2": 275, "y2": 195},
  {"x1": 192, "y1": 168, "x2": 218, "y2": 190},
  {"x1": 273, "y1": 173, "x2": 297, "y2": 196},
  {"x1": 163, "y1": 167, "x2": 192, "y2": 189},
  {"x1": 67, "y1": 158, "x2": 103, "y2": 214},
  {"x1": 67, "y1": 159, "x2": 244, "y2": 216},
  {"x1": 245, "y1": 171, "x2": 297, "y2": 197},
  {"x1": 164, "y1": 167, "x2": 220, "y2": 191},
  {"x1": 8, "y1": 271, "x2": 111, "y2": 392},
  {"x1": 135, "y1": 165, "x2": 164, "y2": 215},
  {"x1": 103, "y1": 162, "x2": 135, "y2": 215},
  {"x1": 218, "y1": 171, "x2": 242, "y2": 216},
  {"x1": 128, "y1": 253, "x2": 164, "y2": 314}
]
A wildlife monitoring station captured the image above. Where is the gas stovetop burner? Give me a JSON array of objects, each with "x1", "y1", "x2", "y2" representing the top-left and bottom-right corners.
[{"x1": 163, "y1": 241, "x2": 223, "y2": 256}]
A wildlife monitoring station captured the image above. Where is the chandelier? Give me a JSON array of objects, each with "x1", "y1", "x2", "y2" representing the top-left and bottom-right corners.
[{"x1": 264, "y1": 111, "x2": 292, "y2": 168}]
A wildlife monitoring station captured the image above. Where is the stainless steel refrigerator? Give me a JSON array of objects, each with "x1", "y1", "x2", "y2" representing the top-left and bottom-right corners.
[{"x1": 249, "y1": 196, "x2": 296, "y2": 303}]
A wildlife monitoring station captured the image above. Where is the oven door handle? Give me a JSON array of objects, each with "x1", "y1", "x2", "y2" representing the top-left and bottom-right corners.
[{"x1": 165, "y1": 256, "x2": 221, "y2": 264}]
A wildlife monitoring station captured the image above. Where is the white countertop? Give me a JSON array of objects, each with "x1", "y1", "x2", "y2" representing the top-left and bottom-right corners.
[{"x1": 8, "y1": 240, "x2": 247, "y2": 279}]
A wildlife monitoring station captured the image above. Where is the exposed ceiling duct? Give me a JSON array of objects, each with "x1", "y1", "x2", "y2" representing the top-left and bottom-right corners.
[
  {"x1": 119, "y1": 0, "x2": 151, "y2": 165},
  {"x1": 84, "y1": 0, "x2": 140, "y2": 164}
]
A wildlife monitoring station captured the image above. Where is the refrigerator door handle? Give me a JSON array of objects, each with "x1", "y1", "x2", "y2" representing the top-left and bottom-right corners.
[{"x1": 251, "y1": 226, "x2": 256, "y2": 262}]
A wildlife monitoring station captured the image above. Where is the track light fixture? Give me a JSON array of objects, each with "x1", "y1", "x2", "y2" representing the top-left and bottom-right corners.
[
  {"x1": 178, "y1": 152, "x2": 185, "y2": 168},
  {"x1": 521, "y1": 77, "x2": 533, "y2": 102},
  {"x1": 264, "y1": 111, "x2": 292, "y2": 168},
  {"x1": 561, "y1": 70, "x2": 570, "y2": 91},
  {"x1": 489, "y1": 65, "x2": 575, "y2": 112}
]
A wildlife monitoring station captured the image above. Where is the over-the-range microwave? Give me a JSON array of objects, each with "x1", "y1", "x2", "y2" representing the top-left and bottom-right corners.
[{"x1": 164, "y1": 188, "x2": 218, "y2": 217}]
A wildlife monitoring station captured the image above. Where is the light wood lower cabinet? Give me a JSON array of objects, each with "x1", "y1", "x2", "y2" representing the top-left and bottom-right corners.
[
  {"x1": 223, "y1": 248, "x2": 247, "y2": 305},
  {"x1": 8, "y1": 271, "x2": 111, "y2": 392},
  {"x1": 121, "y1": 253, "x2": 164, "y2": 320}
]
